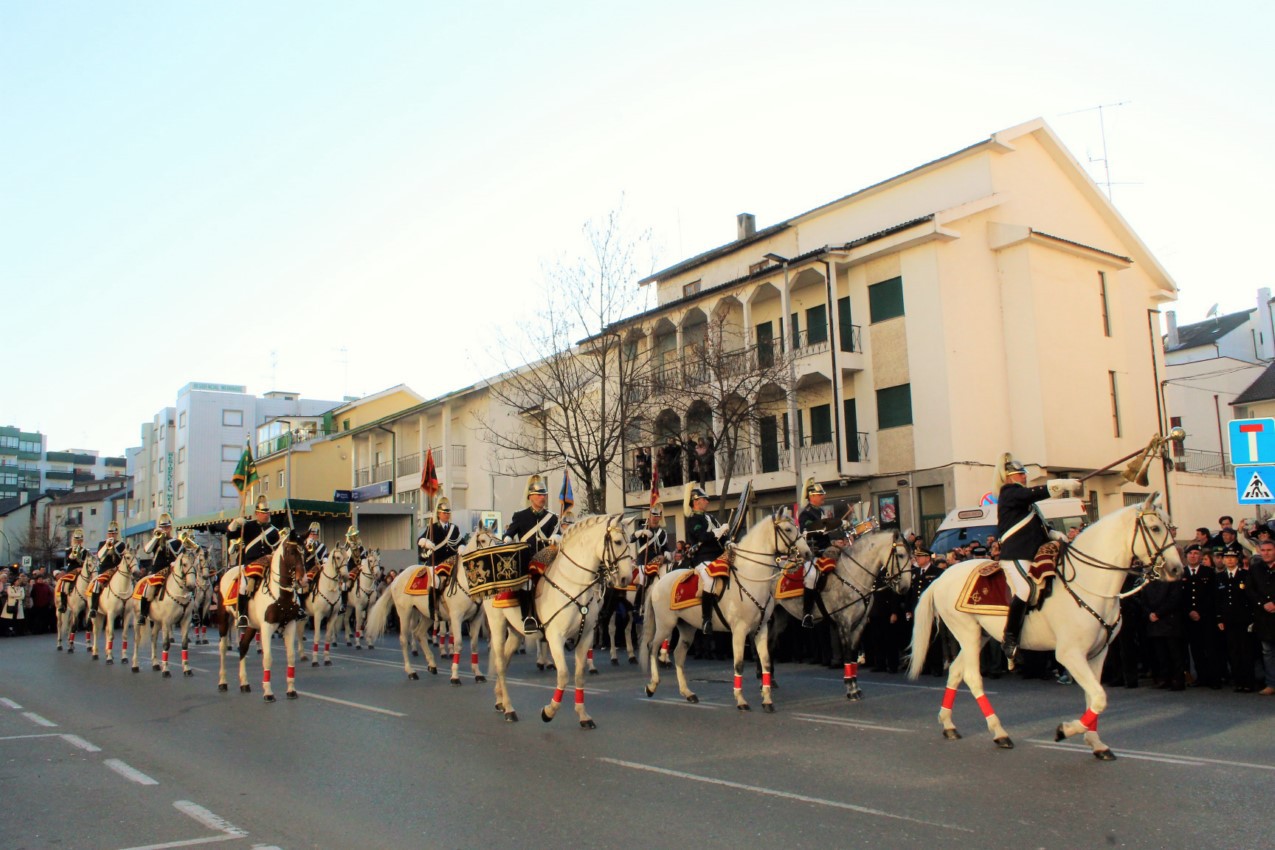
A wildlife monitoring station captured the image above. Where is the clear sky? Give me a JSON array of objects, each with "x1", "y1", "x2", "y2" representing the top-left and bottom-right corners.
[{"x1": 3, "y1": 1, "x2": 1271, "y2": 456}]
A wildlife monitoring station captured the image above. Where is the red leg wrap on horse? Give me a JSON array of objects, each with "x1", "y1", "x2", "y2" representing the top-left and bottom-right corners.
[
  {"x1": 552, "y1": 687, "x2": 564, "y2": 703},
  {"x1": 181, "y1": 650, "x2": 188, "y2": 663},
  {"x1": 162, "y1": 651, "x2": 169, "y2": 664},
  {"x1": 762, "y1": 672, "x2": 772, "y2": 687},
  {"x1": 123, "y1": 641, "x2": 128, "y2": 651},
  {"x1": 263, "y1": 670, "x2": 271, "y2": 683},
  {"x1": 324, "y1": 643, "x2": 330, "y2": 652},
  {"x1": 660, "y1": 639, "x2": 669, "y2": 651},
  {"x1": 942, "y1": 687, "x2": 958, "y2": 710},
  {"x1": 1080, "y1": 709, "x2": 1099, "y2": 731},
  {"x1": 976, "y1": 694, "x2": 995, "y2": 718},
  {"x1": 107, "y1": 641, "x2": 113, "y2": 651},
  {"x1": 313, "y1": 642, "x2": 319, "y2": 653},
  {"x1": 287, "y1": 666, "x2": 295, "y2": 679},
  {"x1": 587, "y1": 649, "x2": 594, "y2": 660},
  {"x1": 733, "y1": 674, "x2": 743, "y2": 691},
  {"x1": 471, "y1": 652, "x2": 479, "y2": 665},
  {"x1": 452, "y1": 653, "x2": 460, "y2": 665},
  {"x1": 574, "y1": 688, "x2": 585, "y2": 705}
]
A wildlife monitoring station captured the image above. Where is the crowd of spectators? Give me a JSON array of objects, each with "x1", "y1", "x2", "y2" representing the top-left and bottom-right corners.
[
  {"x1": 0, "y1": 566, "x2": 55, "y2": 637},
  {"x1": 633, "y1": 435, "x2": 716, "y2": 490}
]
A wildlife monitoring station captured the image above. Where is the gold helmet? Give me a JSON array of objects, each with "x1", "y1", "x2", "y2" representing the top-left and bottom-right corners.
[
  {"x1": 346, "y1": 526, "x2": 361, "y2": 543},
  {"x1": 71, "y1": 529, "x2": 84, "y2": 543},
  {"x1": 993, "y1": 453, "x2": 1028, "y2": 490},
  {"x1": 802, "y1": 477, "x2": 826, "y2": 503},
  {"x1": 648, "y1": 502, "x2": 663, "y2": 520},
  {"x1": 254, "y1": 495, "x2": 270, "y2": 515},
  {"x1": 525, "y1": 474, "x2": 548, "y2": 502},
  {"x1": 107, "y1": 520, "x2": 120, "y2": 535},
  {"x1": 308, "y1": 521, "x2": 321, "y2": 535},
  {"x1": 683, "y1": 483, "x2": 709, "y2": 518},
  {"x1": 435, "y1": 497, "x2": 452, "y2": 516},
  {"x1": 157, "y1": 513, "x2": 173, "y2": 529}
]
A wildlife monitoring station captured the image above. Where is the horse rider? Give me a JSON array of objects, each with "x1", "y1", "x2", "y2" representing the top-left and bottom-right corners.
[
  {"x1": 504, "y1": 474, "x2": 560, "y2": 633},
  {"x1": 686, "y1": 484, "x2": 729, "y2": 635},
  {"x1": 57, "y1": 529, "x2": 90, "y2": 615},
  {"x1": 302, "y1": 522, "x2": 328, "y2": 575},
  {"x1": 419, "y1": 497, "x2": 461, "y2": 617},
  {"x1": 798, "y1": 477, "x2": 837, "y2": 628},
  {"x1": 141, "y1": 513, "x2": 183, "y2": 620},
  {"x1": 89, "y1": 520, "x2": 127, "y2": 619},
  {"x1": 631, "y1": 504, "x2": 669, "y2": 611},
  {"x1": 995, "y1": 454, "x2": 1081, "y2": 662},
  {"x1": 226, "y1": 497, "x2": 280, "y2": 628},
  {"x1": 340, "y1": 526, "x2": 369, "y2": 605}
]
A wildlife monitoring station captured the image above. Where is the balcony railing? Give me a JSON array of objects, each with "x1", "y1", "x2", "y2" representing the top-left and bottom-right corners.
[
  {"x1": 799, "y1": 438, "x2": 837, "y2": 466},
  {"x1": 792, "y1": 327, "x2": 830, "y2": 358},
  {"x1": 449, "y1": 445, "x2": 467, "y2": 468},
  {"x1": 846, "y1": 431, "x2": 871, "y2": 463},
  {"x1": 372, "y1": 462, "x2": 393, "y2": 482},
  {"x1": 1172, "y1": 449, "x2": 1232, "y2": 477},
  {"x1": 839, "y1": 325, "x2": 862, "y2": 354},
  {"x1": 355, "y1": 467, "x2": 371, "y2": 486},
  {"x1": 397, "y1": 452, "x2": 422, "y2": 477}
]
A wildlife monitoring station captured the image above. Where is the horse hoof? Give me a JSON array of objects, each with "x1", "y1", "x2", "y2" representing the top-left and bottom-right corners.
[
  {"x1": 218, "y1": 683, "x2": 228, "y2": 692},
  {"x1": 738, "y1": 704, "x2": 751, "y2": 712},
  {"x1": 312, "y1": 661, "x2": 319, "y2": 668},
  {"x1": 183, "y1": 670, "x2": 193, "y2": 677},
  {"x1": 450, "y1": 678, "x2": 461, "y2": 687},
  {"x1": 92, "y1": 654, "x2": 98, "y2": 661},
  {"x1": 762, "y1": 703, "x2": 775, "y2": 713},
  {"x1": 505, "y1": 711, "x2": 519, "y2": 723},
  {"x1": 687, "y1": 694, "x2": 699, "y2": 704},
  {"x1": 942, "y1": 729, "x2": 962, "y2": 740},
  {"x1": 994, "y1": 736, "x2": 1014, "y2": 750},
  {"x1": 67, "y1": 648, "x2": 74, "y2": 654},
  {"x1": 324, "y1": 660, "x2": 332, "y2": 667},
  {"x1": 1055, "y1": 724, "x2": 1067, "y2": 742},
  {"x1": 106, "y1": 659, "x2": 114, "y2": 665},
  {"x1": 346, "y1": 642, "x2": 351, "y2": 647},
  {"x1": 588, "y1": 668, "x2": 599, "y2": 676},
  {"x1": 264, "y1": 694, "x2": 275, "y2": 703},
  {"x1": 428, "y1": 667, "x2": 438, "y2": 675},
  {"x1": 57, "y1": 646, "x2": 63, "y2": 652},
  {"x1": 1094, "y1": 749, "x2": 1117, "y2": 761},
  {"x1": 131, "y1": 667, "x2": 139, "y2": 673},
  {"x1": 412, "y1": 650, "x2": 419, "y2": 657},
  {"x1": 152, "y1": 665, "x2": 161, "y2": 672},
  {"x1": 355, "y1": 646, "x2": 362, "y2": 651},
  {"x1": 628, "y1": 657, "x2": 638, "y2": 665},
  {"x1": 240, "y1": 684, "x2": 251, "y2": 693},
  {"x1": 287, "y1": 690, "x2": 298, "y2": 700},
  {"x1": 475, "y1": 675, "x2": 486, "y2": 683},
  {"x1": 611, "y1": 658, "x2": 619, "y2": 666},
  {"x1": 848, "y1": 692, "x2": 863, "y2": 701},
  {"x1": 495, "y1": 703, "x2": 503, "y2": 712},
  {"x1": 408, "y1": 672, "x2": 420, "y2": 680},
  {"x1": 580, "y1": 719, "x2": 597, "y2": 730},
  {"x1": 645, "y1": 685, "x2": 656, "y2": 697},
  {"x1": 541, "y1": 709, "x2": 553, "y2": 723}
]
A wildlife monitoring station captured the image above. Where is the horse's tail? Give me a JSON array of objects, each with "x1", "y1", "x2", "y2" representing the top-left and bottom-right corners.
[
  {"x1": 363, "y1": 587, "x2": 393, "y2": 644},
  {"x1": 907, "y1": 586, "x2": 936, "y2": 681},
  {"x1": 638, "y1": 583, "x2": 655, "y2": 674}
]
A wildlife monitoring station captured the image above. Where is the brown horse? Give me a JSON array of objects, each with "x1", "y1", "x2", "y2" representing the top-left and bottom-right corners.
[{"x1": 213, "y1": 530, "x2": 308, "y2": 701}]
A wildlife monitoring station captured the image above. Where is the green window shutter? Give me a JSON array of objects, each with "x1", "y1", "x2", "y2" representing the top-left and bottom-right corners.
[
  {"x1": 876, "y1": 384, "x2": 913, "y2": 429},
  {"x1": 868, "y1": 277, "x2": 904, "y2": 323}
]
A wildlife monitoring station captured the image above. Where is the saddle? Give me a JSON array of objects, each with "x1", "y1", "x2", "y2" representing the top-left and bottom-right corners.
[
  {"x1": 131, "y1": 574, "x2": 165, "y2": 601},
  {"x1": 93, "y1": 570, "x2": 115, "y2": 588},
  {"x1": 775, "y1": 564, "x2": 804, "y2": 600},
  {"x1": 404, "y1": 565, "x2": 432, "y2": 596},
  {"x1": 670, "y1": 572, "x2": 703, "y2": 610}
]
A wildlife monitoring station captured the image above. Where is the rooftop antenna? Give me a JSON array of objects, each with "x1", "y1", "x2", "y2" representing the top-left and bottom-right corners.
[{"x1": 1060, "y1": 101, "x2": 1130, "y2": 201}]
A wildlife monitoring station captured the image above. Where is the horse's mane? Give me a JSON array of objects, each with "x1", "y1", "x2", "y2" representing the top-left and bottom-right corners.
[{"x1": 560, "y1": 513, "x2": 612, "y2": 541}]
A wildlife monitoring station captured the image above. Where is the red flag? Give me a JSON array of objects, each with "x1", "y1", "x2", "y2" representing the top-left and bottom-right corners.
[
  {"x1": 650, "y1": 463, "x2": 660, "y2": 509},
  {"x1": 420, "y1": 448, "x2": 440, "y2": 497}
]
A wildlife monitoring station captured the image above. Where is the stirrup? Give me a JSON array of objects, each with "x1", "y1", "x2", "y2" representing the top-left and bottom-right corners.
[
  {"x1": 522, "y1": 616, "x2": 540, "y2": 633},
  {"x1": 801, "y1": 614, "x2": 815, "y2": 629},
  {"x1": 236, "y1": 614, "x2": 250, "y2": 629}
]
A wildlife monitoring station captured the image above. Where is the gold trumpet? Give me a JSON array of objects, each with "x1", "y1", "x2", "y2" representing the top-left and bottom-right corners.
[{"x1": 1120, "y1": 428, "x2": 1187, "y2": 486}]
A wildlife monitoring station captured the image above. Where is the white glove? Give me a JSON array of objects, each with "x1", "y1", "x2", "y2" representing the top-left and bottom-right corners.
[
  {"x1": 418, "y1": 538, "x2": 435, "y2": 552},
  {"x1": 634, "y1": 529, "x2": 652, "y2": 540},
  {"x1": 712, "y1": 525, "x2": 728, "y2": 539},
  {"x1": 1047, "y1": 478, "x2": 1082, "y2": 498},
  {"x1": 227, "y1": 517, "x2": 244, "y2": 532},
  {"x1": 549, "y1": 533, "x2": 563, "y2": 546},
  {"x1": 502, "y1": 536, "x2": 513, "y2": 544}
]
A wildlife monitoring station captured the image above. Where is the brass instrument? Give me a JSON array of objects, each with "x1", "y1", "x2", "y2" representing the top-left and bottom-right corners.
[{"x1": 1119, "y1": 428, "x2": 1188, "y2": 487}]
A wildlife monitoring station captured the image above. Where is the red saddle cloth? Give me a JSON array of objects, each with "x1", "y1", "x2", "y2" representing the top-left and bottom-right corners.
[
  {"x1": 92, "y1": 572, "x2": 113, "y2": 589},
  {"x1": 775, "y1": 567, "x2": 804, "y2": 601},
  {"x1": 56, "y1": 571, "x2": 81, "y2": 592},
  {"x1": 404, "y1": 566, "x2": 431, "y2": 596},
  {"x1": 670, "y1": 571, "x2": 701, "y2": 610},
  {"x1": 131, "y1": 574, "x2": 164, "y2": 601},
  {"x1": 491, "y1": 589, "x2": 520, "y2": 609},
  {"x1": 956, "y1": 563, "x2": 1011, "y2": 615},
  {"x1": 703, "y1": 555, "x2": 730, "y2": 579}
]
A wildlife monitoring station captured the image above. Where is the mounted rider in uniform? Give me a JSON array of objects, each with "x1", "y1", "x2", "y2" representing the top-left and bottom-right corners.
[
  {"x1": 142, "y1": 513, "x2": 182, "y2": 620},
  {"x1": 57, "y1": 528, "x2": 90, "y2": 614},
  {"x1": 995, "y1": 453, "x2": 1081, "y2": 662},
  {"x1": 631, "y1": 504, "x2": 669, "y2": 611},
  {"x1": 226, "y1": 496, "x2": 280, "y2": 628},
  {"x1": 89, "y1": 520, "x2": 127, "y2": 619},
  {"x1": 504, "y1": 474, "x2": 560, "y2": 633},
  {"x1": 302, "y1": 522, "x2": 328, "y2": 574},
  {"x1": 418, "y1": 497, "x2": 461, "y2": 617},
  {"x1": 798, "y1": 478, "x2": 838, "y2": 628},
  {"x1": 686, "y1": 484, "x2": 729, "y2": 635}
]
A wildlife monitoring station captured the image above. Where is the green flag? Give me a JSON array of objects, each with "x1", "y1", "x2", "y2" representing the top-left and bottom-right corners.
[{"x1": 232, "y1": 439, "x2": 258, "y2": 500}]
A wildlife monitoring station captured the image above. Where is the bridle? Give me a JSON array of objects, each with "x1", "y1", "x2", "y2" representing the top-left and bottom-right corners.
[
  {"x1": 824, "y1": 536, "x2": 910, "y2": 620},
  {"x1": 261, "y1": 539, "x2": 304, "y2": 601},
  {"x1": 310, "y1": 549, "x2": 348, "y2": 609},
  {"x1": 537, "y1": 520, "x2": 633, "y2": 642},
  {"x1": 728, "y1": 517, "x2": 807, "y2": 620}
]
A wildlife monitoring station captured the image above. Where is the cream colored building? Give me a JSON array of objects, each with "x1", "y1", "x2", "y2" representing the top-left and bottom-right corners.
[{"x1": 605, "y1": 118, "x2": 1178, "y2": 541}]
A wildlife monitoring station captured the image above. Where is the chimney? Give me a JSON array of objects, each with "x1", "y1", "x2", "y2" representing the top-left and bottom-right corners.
[
  {"x1": 1165, "y1": 310, "x2": 1179, "y2": 349},
  {"x1": 736, "y1": 212, "x2": 756, "y2": 241}
]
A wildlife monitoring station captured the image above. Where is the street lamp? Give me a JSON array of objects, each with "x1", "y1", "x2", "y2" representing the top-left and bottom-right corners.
[{"x1": 766, "y1": 252, "x2": 803, "y2": 509}]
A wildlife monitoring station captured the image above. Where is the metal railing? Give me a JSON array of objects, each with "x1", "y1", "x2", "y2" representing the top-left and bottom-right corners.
[
  {"x1": 846, "y1": 431, "x2": 871, "y2": 463},
  {"x1": 799, "y1": 439, "x2": 837, "y2": 466},
  {"x1": 449, "y1": 445, "x2": 467, "y2": 468},
  {"x1": 840, "y1": 325, "x2": 862, "y2": 354},
  {"x1": 355, "y1": 467, "x2": 371, "y2": 486},
  {"x1": 792, "y1": 327, "x2": 830, "y2": 358},
  {"x1": 1172, "y1": 448, "x2": 1232, "y2": 477},
  {"x1": 397, "y1": 452, "x2": 421, "y2": 476},
  {"x1": 372, "y1": 462, "x2": 392, "y2": 482}
]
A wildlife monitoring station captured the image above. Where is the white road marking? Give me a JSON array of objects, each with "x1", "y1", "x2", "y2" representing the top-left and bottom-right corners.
[
  {"x1": 115, "y1": 834, "x2": 239, "y2": 850},
  {"x1": 174, "y1": 800, "x2": 248, "y2": 836},
  {"x1": 503, "y1": 678, "x2": 608, "y2": 695},
  {"x1": 104, "y1": 758, "x2": 159, "y2": 785},
  {"x1": 0, "y1": 697, "x2": 22, "y2": 709},
  {"x1": 815, "y1": 677, "x2": 999, "y2": 694},
  {"x1": 60, "y1": 734, "x2": 102, "y2": 752},
  {"x1": 295, "y1": 691, "x2": 407, "y2": 717},
  {"x1": 1030, "y1": 739, "x2": 1275, "y2": 771},
  {"x1": 23, "y1": 711, "x2": 57, "y2": 727},
  {"x1": 599, "y1": 757, "x2": 972, "y2": 831},
  {"x1": 0, "y1": 733, "x2": 61, "y2": 742},
  {"x1": 639, "y1": 696, "x2": 732, "y2": 709},
  {"x1": 792, "y1": 713, "x2": 912, "y2": 733}
]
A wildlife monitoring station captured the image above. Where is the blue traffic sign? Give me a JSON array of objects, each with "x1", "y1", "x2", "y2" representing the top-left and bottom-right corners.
[
  {"x1": 1229, "y1": 417, "x2": 1275, "y2": 465},
  {"x1": 1236, "y1": 464, "x2": 1275, "y2": 504}
]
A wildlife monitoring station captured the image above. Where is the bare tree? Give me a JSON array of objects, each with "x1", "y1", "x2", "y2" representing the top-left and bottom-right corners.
[
  {"x1": 475, "y1": 204, "x2": 654, "y2": 514},
  {"x1": 19, "y1": 520, "x2": 64, "y2": 572}
]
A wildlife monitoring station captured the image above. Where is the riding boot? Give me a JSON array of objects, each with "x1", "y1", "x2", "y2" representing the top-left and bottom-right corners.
[
  {"x1": 801, "y1": 589, "x2": 817, "y2": 629},
  {"x1": 89, "y1": 589, "x2": 102, "y2": 620},
  {"x1": 519, "y1": 588, "x2": 540, "y2": 633},
  {"x1": 139, "y1": 598, "x2": 150, "y2": 621},
  {"x1": 235, "y1": 595, "x2": 249, "y2": 629},
  {"x1": 700, "y1": 592, "x2": 717, "y2": 635},
  {"x1": 1002, "y1": 596, "x2": 1028, "y2": 663}
]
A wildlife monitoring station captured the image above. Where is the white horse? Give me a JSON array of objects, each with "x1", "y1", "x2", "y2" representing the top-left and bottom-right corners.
[
  {"x1": 54, "y1": 555, "x2": 97, "y2": 653},
  {"x1": 189, "y1": 547, "x2": 216, "y2": 646},
  {"x1": 129, "y1": 546, "x2": 201, "y2": 678},
  {"x1": 772, "y1": 530, "x2": 910, "y2": 700},
  {"x1": 343, "y1": 548, "x2": 381, "y2": 650},
  {"x1": 483, "y1": 515, "x2": 633, "y2": 728},
  {"x1": 87, "y1": 550, "x2": 138, "y2": 664},
  {"x1": 908, "y1": 494, "x2": 1183, "y2": 759},
  {"x1": 299, "y1": 547, "x2": 350, "y2": 667},
  {"x1": 640, "y1": 513, "x2": 809, "y2": 712},
  {"x1": 214, "y1": 533, "x2": 308, "y2": 701},
  {"x1": 435, "y1": 546, "x2": 490, "y2": 685}
]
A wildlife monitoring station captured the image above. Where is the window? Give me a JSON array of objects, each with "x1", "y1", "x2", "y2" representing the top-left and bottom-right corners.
[
  {"x1": 278, "y1": 472, "x2": 285, "y2": 488},
  {"x1": 223, "y1": 409, "x2": 244, "y2": 427},
  {"x1": 90, "y1": 508, "x2": 97, "y2": 516},
  {"x1": 868, "y1": 276, "x2": 905, "y2": 322},
  {"x1": 838, "y1": 296, "x2": 856, "y2": 352},
  {"x1": 1108, "y1": 371, "x2": 1121, "y2": 437},
  {"x1": 683, "y1": 279, "x2": 702, "y2": 297},
  {"x1": 809, "y1": 404, "x2": 832, "y2": 445},
  {"x1": 790, "y1": 312, "x2": 800, "y2": 350},
  {"x1": 177, "y1": 483, "x2": 185, "y2": 499},
  {"x1": 179, "y1": 411, "x2": 187, "y2": 428},
  {"x1": 1098, "y1": 272, "x2": 1111, "y2": 337},
  {"x1": 221, "y1": 482, "x2": 239, "y2": 499},
  {"x1": 262, "y1": 477, "x2": 270, "y2": 493},
  {"x1": 877, "y1": 384, "x2": 913, "y2": 429},
  {"x1": 222, "y1": 444, "x2": 240, "y2": 462},
  {"x1": 178, "y1": 447, "x2": 186, "y2": 464},
  {"x1": 844, "y1": 399, "x2": 860, "y2": 461},
  {"x1": 806, "y1": 304, "x2": 828, "y2": 346},
  {"x1": 755, "y1": 322, "x2": 775, "y2": 368}
]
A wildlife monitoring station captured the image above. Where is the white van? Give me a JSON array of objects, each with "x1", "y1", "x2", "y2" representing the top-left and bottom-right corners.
[{"x1": 929, "y1": 497, "x2": 1088, "y2": 556}]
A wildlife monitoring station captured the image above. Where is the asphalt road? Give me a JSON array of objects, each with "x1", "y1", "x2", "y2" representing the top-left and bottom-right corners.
[{"x1": 1, "y1": 630, "x2": 1272, "y2": 850}]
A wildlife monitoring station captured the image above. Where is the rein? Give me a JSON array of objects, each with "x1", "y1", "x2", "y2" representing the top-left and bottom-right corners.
[
  {"x1": 728, "y1": 519, "x2": 805, "y2": 626},
  {"x1": 536, "y1": 525, "x2": 630, "y2": 644}
]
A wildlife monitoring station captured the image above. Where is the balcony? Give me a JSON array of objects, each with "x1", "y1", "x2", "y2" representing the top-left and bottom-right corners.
[
  {"x1": 1171, "y1": 449, "x2": 1232, "y2": 477},
  {"x1": 449, "y1": 445, "x2": 467, "y2": 468},
  {"x1": 792, "y1": 327, "x2": 830, "y2": 360},
  {"x1": 397, "y1": 452, "x2": 422, "y2": 477},
  {"x1": 846, "y1": 431, "x2": 871, "y2": 464}
]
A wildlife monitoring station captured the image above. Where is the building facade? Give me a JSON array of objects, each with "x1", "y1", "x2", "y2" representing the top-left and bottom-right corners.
[{"x1": 0, "y1": 426, "x2": 126, "y2": 504}]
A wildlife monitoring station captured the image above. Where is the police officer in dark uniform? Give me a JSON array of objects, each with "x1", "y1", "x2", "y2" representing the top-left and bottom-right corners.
[
  {"x1": 504, "y1": 475, "x2": 559, "y2": 632},
  {"x1": 1215, "y1": 549, "x2": 1256, "y2": 691},
  {"x1": 906, "y1": 543, "x2": 946, "y2": 675},
  {"x1": 993, "y1": 453, "x2": 1081, "y2": 662},
  {"x1": 419, "y1": 497, "x2": 461, "y2": 617},
  {"x1": 685, "y1": 484, "x2": 727, "y2": 635},
  {"x1": 798, "y1": 478, "x2": 835, "y2": 628},
  {"x1": 226, "y1": 496, "x2": 281, "y2": 627},
  {"x1": 89, "y1": 520, "x2": 127, "y2": 619},
  {"x1": 1181, "y1": 544, "x2": 1219, "y2": 688}
]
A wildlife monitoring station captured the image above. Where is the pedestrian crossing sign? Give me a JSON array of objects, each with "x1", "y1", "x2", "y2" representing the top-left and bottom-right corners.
[{"x1": 1236, "y1": 465, "x2": 1275, "y2": 504}]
